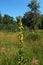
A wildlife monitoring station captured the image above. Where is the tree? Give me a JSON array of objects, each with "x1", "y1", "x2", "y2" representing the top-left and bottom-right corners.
[
  {"x1": 0, "y1": 13, "x2": 3, "y2": 30},
  {"x1": 39, "y1": 14, "x2": 43, "y2": 29},
  {"x1": 23, "y1": 0, "x2": 40, "y2": 31},
  {"x1": 0, "y1": 13, "x2": 2, "y2": 23},
  {"x1": 3, "y1": 14, "x2": 14, "y2": 24}
]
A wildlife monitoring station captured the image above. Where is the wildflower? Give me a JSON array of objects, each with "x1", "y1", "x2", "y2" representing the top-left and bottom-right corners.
[
  {"x1": 18, "y1": 17, "x2": 27, "y2": 65},
  {"x1": 21, "y1": 34, "x2": 23, "y2": 37}
]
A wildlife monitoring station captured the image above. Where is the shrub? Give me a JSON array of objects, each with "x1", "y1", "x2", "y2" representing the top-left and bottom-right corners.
[
  {"x1": 25, "y1": 32, "x2": 40, "y2": 41},
  {"x1": 29, "y1": 32, "x2": 40, "y2": 41}
]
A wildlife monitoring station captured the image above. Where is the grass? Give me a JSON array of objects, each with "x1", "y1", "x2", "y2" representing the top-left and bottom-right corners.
[{"x1": 0, "y1": 30, "x2": 43, "y2": 65}]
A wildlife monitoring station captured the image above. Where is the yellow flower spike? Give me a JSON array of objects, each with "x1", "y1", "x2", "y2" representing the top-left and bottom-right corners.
[{"x1": 18, "y1": 17, "x2": 26, "y2": 65}]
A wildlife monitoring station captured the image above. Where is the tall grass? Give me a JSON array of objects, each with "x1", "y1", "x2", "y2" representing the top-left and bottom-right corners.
[{"x1": 0, "y1": 30, "x2": 43, "y2": 65}]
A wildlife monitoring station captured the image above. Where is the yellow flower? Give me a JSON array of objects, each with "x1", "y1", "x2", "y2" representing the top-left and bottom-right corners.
[
  {"x1": 21, "y1": 36, "x2": 23, "y2": 40},
  {"x1": 20, "y1": 36, "x2": 23, "y2": 41},
  {"x1": 19, "y1": 22, "x2": 22, "y2": 25},
  {"x1": 21, "y1": 34, "x2": 23, "y2": 37}
]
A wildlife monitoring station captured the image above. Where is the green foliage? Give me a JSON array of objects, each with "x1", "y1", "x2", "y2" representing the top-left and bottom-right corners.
[
  {"x1": 0, "y1": 14, "x2": 19, "y2": 32},
  {"x1": 0, "y1": 13, "x2": 2, "y2": 23},
  {"x1": 28, "y1": 0, "x2": 40, "y2": 11},
  {"x1": 23, "y1": 0, "x2": 40, "y2": 30},
  {"x1": 39, "y1": 14, "x2": 43, "y2": 29}
]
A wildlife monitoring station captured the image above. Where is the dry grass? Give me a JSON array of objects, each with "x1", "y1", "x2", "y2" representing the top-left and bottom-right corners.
[{"x1": 0, "y1": 32, "x2": 19, "y2": 43}]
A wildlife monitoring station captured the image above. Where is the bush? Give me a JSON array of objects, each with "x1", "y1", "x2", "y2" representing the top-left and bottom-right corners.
[
  {"x1": 25, "y1": 32, "x2": 40, "y2": 41},
  {"x1": 29, "y1": 32, "x2": 40, "y2": 41}
]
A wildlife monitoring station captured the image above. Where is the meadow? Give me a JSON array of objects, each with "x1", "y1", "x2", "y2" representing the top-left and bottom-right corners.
[{"x1": 0, "y1": 30, "x2": 43, "y2": 65}]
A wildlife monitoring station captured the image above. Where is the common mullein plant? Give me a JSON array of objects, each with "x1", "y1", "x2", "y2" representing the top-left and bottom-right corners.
[{"x1": 17, "y1": 17, "x2": 27, "y2": 65}]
